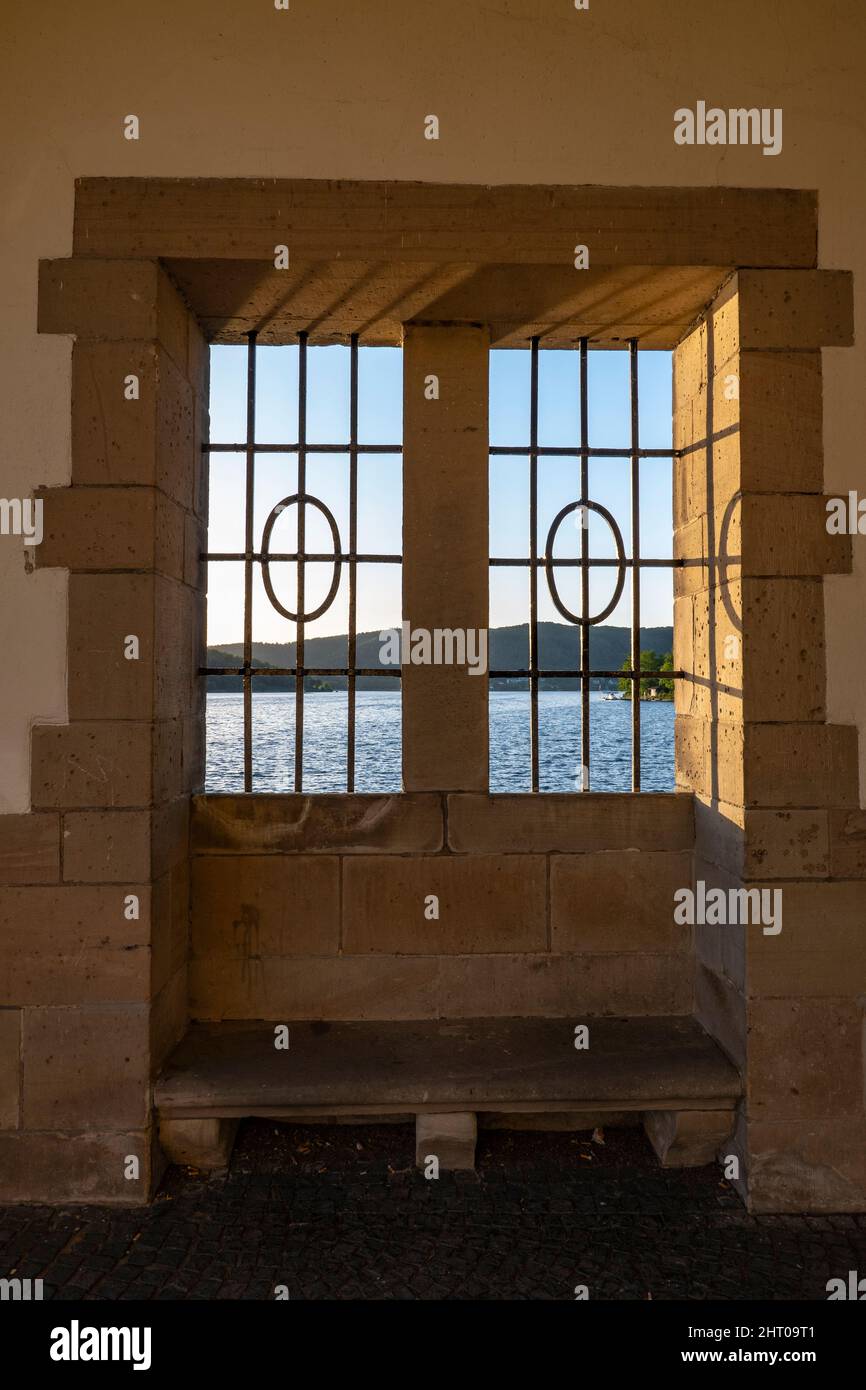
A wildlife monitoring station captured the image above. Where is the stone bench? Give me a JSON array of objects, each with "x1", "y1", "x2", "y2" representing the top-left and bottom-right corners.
[{"x1": 154, "y1": 1015, "x2": 742, "y2": 1172}]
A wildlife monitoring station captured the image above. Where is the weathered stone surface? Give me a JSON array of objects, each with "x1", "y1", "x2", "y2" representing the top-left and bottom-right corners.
[
  {"x1": 708, "y1": 271, "x2": 851, "y2": 368},
  {"x1": 711, "y1": 720, "x2": 744, "y2": 807},
  {"x1": 738, "y1": 351, "x2": 823, "y2": 494},
  {"x1": 747, "y1": 882, "x2": 866, "y2": 998},
  {"x1": 402, "y1": 325, "x2": 489, "y2": 791},
  {"x1": 673, "y1": 319, "x2": 707, "y2": 413},
  {"x1": 187, "y1": 313, "x2": 209, "y2": 400},
  {"x1": 36, "y1": 486, "x2": 154, "y2": 570},
  {"x1": 39, "y1": 259, "x2": 162, "y2": 340},
  {"x1": 740, "y1": 578, "x2": 825, "y2": 722},
  {"x1": 2, "y1": 886, "x2": 150, "y2": 1005},
  {"x1": 0, "y1": 814, "x2": 60, "y2": 884},
  {"x1": 153, "y1": 719, "x2": 185, "y2": 804},
  {"x1": 675, "y1": 713, "x2": 706, "y2": 794},
  {"x1": 36, "y1": 485, "x2": 185, "y2": 580},
  {"x1": 62, "y1": 809, "x2": 151, "y2": 883},
  {"x1": 0, "y1": 1130, "x2": 158, "y2": 1205},
  {"x1": 192, "y1": 398, "x2": 209, "y2": 520},
  {"x1": 192, "y1": 855, "x2": 340, "y2": 957},
  {"x1": 159, "y1": 1116, "x2": 239, "y2": 1170},
  {"x1": 672, "y1": 515, "x2": 707, "y2": 596},
  {"x1": 68, "y1": 573, "x2": 156, "y2": 721},
  {"x1": 644, "y1": 1108, "x2": 734, "y2": 1167},
  {"x1": 154, "y1": 577, "x2": 198, "y2": 721},
  {"x1": 154, "y1": 493, "x2": 187, "y2": 582},
  {"x1": 672, "y1": 436, "x2": 709, "y2": 533},
  {"x1": 155, "y1": 1016, "x2": 741, "y2": 1117},
  {"x1": 747, "y1": 997, "x2": 864, "y2": 1122},
  {"x1": 150, "y1": 966, "x2": 188, "y2": 1074},
  {"x1": 73, "y1": 180, "x2": 818, "y2": 270},
  {"x1": 416, "y1": 1112, "x2": 477, "y2": 1171},
  {"x1": 151, "y1": 864, "x2": 189, "y2": 997},
  {"x1": 681, "y1": 353, "x2": 824, "y2": 505},
  {"x1": 550, "y1": 850, "x2": 692, "y2": 953},
  {"x1": 0, "y1": 1010, "x2": 21, "y2": 1129},
  {"x1": 447, "y1": 793, "x2": 693, "y2": 853},
  {"x1": 22, "y1": 1005, "x2": 150, "y2": 1130},
  {"x1": 743, "y1": 723, "x2": 859, "y2": 809},
  {"x1": 736, "y1": 269, "x2": 854, "y2": 350},
  {"x1": 746, "y1": 1117, "x2": 866, "y2": 1213},
  {"x1": 342, "y1": 855, "x2": 546, "y2": 953},
  {"x1": 744, "y1": 809, "x2": 829, "y2": 879},
  {"x1": 181, "y1": 710, "x2": 206, "y2": 796},
  {"x1": 191, "y1": 793, "x2": 443, "y2": 854},
  {"x1": 694, "y1": 796, "x2": 745, "y2": 878},
  {"x1": 740, "y1": 494, "x2": 850, "y2": 577},
  {"x1": 672, "y1": 596, "x2": 696, "y2": 715},
  {"x1": 190, "y1": 954, "x2": 440, "y2": 1022},
  {"x1": 193, "y1": 950, "x2": 695, "y2": 1023},
  {"x1": 436, "y1": 952, "x2": 693, "y2": 1018},
  {"x1": 829, "y1": 809, "x2": 866, "y2": 878},
  {"x1": 695, "y1": 964, "x2": 746, "y2": 1071},
  {"x1": 151, "y1": 798, "x2": 190, "y2": 876},
  {"x1": 39, "y1": 258, "x2": 190, "y2": 371},
  {"x1": 155, "y1": 348, "x2": 195, "y2": 506},
  {"x1": 183, "y1": 510, "x2": 206, "y2": 590},
  {"x1": 480, "y1": 1110, "x2": 640, "y2": 1130},
  {"x1": 32, "y1": 723, "x2": 154, "y2": 809},
  {"x1": 705, "y1": 584, "x2": 742, "y2": 725},
  {"x1": 71, "y1": 341, "x2": 160, "y2": 487},
  {"x1": 689, "y1": 857, "x2": 746, "y2": 990}
]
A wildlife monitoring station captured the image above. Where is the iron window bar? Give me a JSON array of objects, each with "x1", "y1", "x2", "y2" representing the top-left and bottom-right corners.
[
  {"x1": 201, "y1": 330, "x2": 403, "y2": 793},
  {"x1": 206, "y1": 332, "x2": 680, "y2": 795},
  {"x1": 490, "y1": 335, "x2": 683, "y2": 794}
]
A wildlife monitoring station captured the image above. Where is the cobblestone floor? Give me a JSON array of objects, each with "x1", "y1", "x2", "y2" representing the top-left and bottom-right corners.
[{"x1": 2, "y1": 1121, "x2": 866, "y2": 1300}]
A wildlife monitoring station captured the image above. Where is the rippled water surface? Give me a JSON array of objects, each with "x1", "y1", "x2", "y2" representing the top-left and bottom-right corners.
[{"x1": 206, "y1": 690, "x2": 674, "y2": 793}]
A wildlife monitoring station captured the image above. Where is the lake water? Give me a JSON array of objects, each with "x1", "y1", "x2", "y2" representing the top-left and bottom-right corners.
[{"x1": 206, "y1": 690, "x2": 674, "y2": 793}]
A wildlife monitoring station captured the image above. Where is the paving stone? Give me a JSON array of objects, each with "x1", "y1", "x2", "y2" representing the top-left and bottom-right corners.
[{"x1": 2, "y1": 1121, "x2": 866, "y2": 1299}]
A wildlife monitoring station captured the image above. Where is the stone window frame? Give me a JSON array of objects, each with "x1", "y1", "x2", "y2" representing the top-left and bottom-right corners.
[{"x1": 21, "y1": 177, "x2": 863, "y2": 1210}]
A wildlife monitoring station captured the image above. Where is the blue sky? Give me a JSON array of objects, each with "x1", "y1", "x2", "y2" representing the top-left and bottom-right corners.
[{"x1": 206, "y1": 344, "x2": 673, "y2": 647}]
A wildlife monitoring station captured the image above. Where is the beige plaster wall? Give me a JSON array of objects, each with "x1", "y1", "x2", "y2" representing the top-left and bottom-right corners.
[{"x1": 1, "y1": 0, "x2": 864, "y2": 812}]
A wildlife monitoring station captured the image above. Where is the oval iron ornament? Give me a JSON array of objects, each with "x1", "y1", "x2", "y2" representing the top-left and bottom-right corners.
[
  {"x1": 544, "y1": 498, "x2": 626, "y2": 626},
  {"x1": 261, "y1": 493, "x2": 342, "y2": 623}
]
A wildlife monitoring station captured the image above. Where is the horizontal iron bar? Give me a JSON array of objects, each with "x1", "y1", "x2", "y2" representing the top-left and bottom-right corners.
[
  {"x1": 206, "y1": 443, "x2": 674, "y2": 458},
  {"x1": 490, "y1": 445, "x2": 678, "y2": 458},
  {"x1": 489, "y1": 669, "x2": 684, "y2": 680},
  {"x1": 206, "y1": 442, "x2": 402, "y2": 455},
  {"x1": 205, "y1": 667, "x2": 682, "y2": 680},
  {"x1": 203, "y1": 667, "x2": 401, "y2": 678},
  {"x1": 489, "y1": 556, "x2": 682, "y2": 568},
  {"x1": 204, "y1": 552, "x2": 402, "y2": 564},
  {"x1": 207, "y1": 554, "x2": 676, "y2": 567}
]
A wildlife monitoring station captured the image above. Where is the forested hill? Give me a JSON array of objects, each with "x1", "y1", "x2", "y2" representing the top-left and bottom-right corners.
[{"x1": 207, "y1": 623, "x2": 673, "y2": 692}]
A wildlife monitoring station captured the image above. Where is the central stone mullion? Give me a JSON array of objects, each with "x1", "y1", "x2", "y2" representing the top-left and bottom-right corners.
[{"x1": 401, "y1": 324, "x2": 489, "y2": 792}]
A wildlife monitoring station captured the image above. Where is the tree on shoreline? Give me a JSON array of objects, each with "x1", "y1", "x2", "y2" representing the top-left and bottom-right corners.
[{"x1": 617, "y1": 650, "x2": 674, "y2": 700}]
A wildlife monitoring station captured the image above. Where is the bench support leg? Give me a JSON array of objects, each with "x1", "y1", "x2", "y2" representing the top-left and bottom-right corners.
[
  {"x1": 643, "y1": 1109, "x2": 734, "y2": 1168},
  {"x1": 416, "y1": 1112, "x2": 477, "y2": 1172},
  {"x1": 159, "y1": 1117, "x2": 239, "y2": 1170}
]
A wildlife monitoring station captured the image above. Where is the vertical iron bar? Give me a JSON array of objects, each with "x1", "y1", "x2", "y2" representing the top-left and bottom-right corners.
[
  {"x1": 243, "y1": 332, "x2": 257, "y2": 793},
  {"x1": 579, "y1": 339, "x2": 590, "y2": 791},
  {"x1": 630, "y1": 339, "x2": 641, "y2": 791},
  {"x1": 529, "y1": 337, "x2": 540, "y2": 792},
  {"x1": 347, "y1": 334, "x2": 359, "y2": 792},
  {"x1": 294, "y1": 331, "x2": 308, "y2": 792}
]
